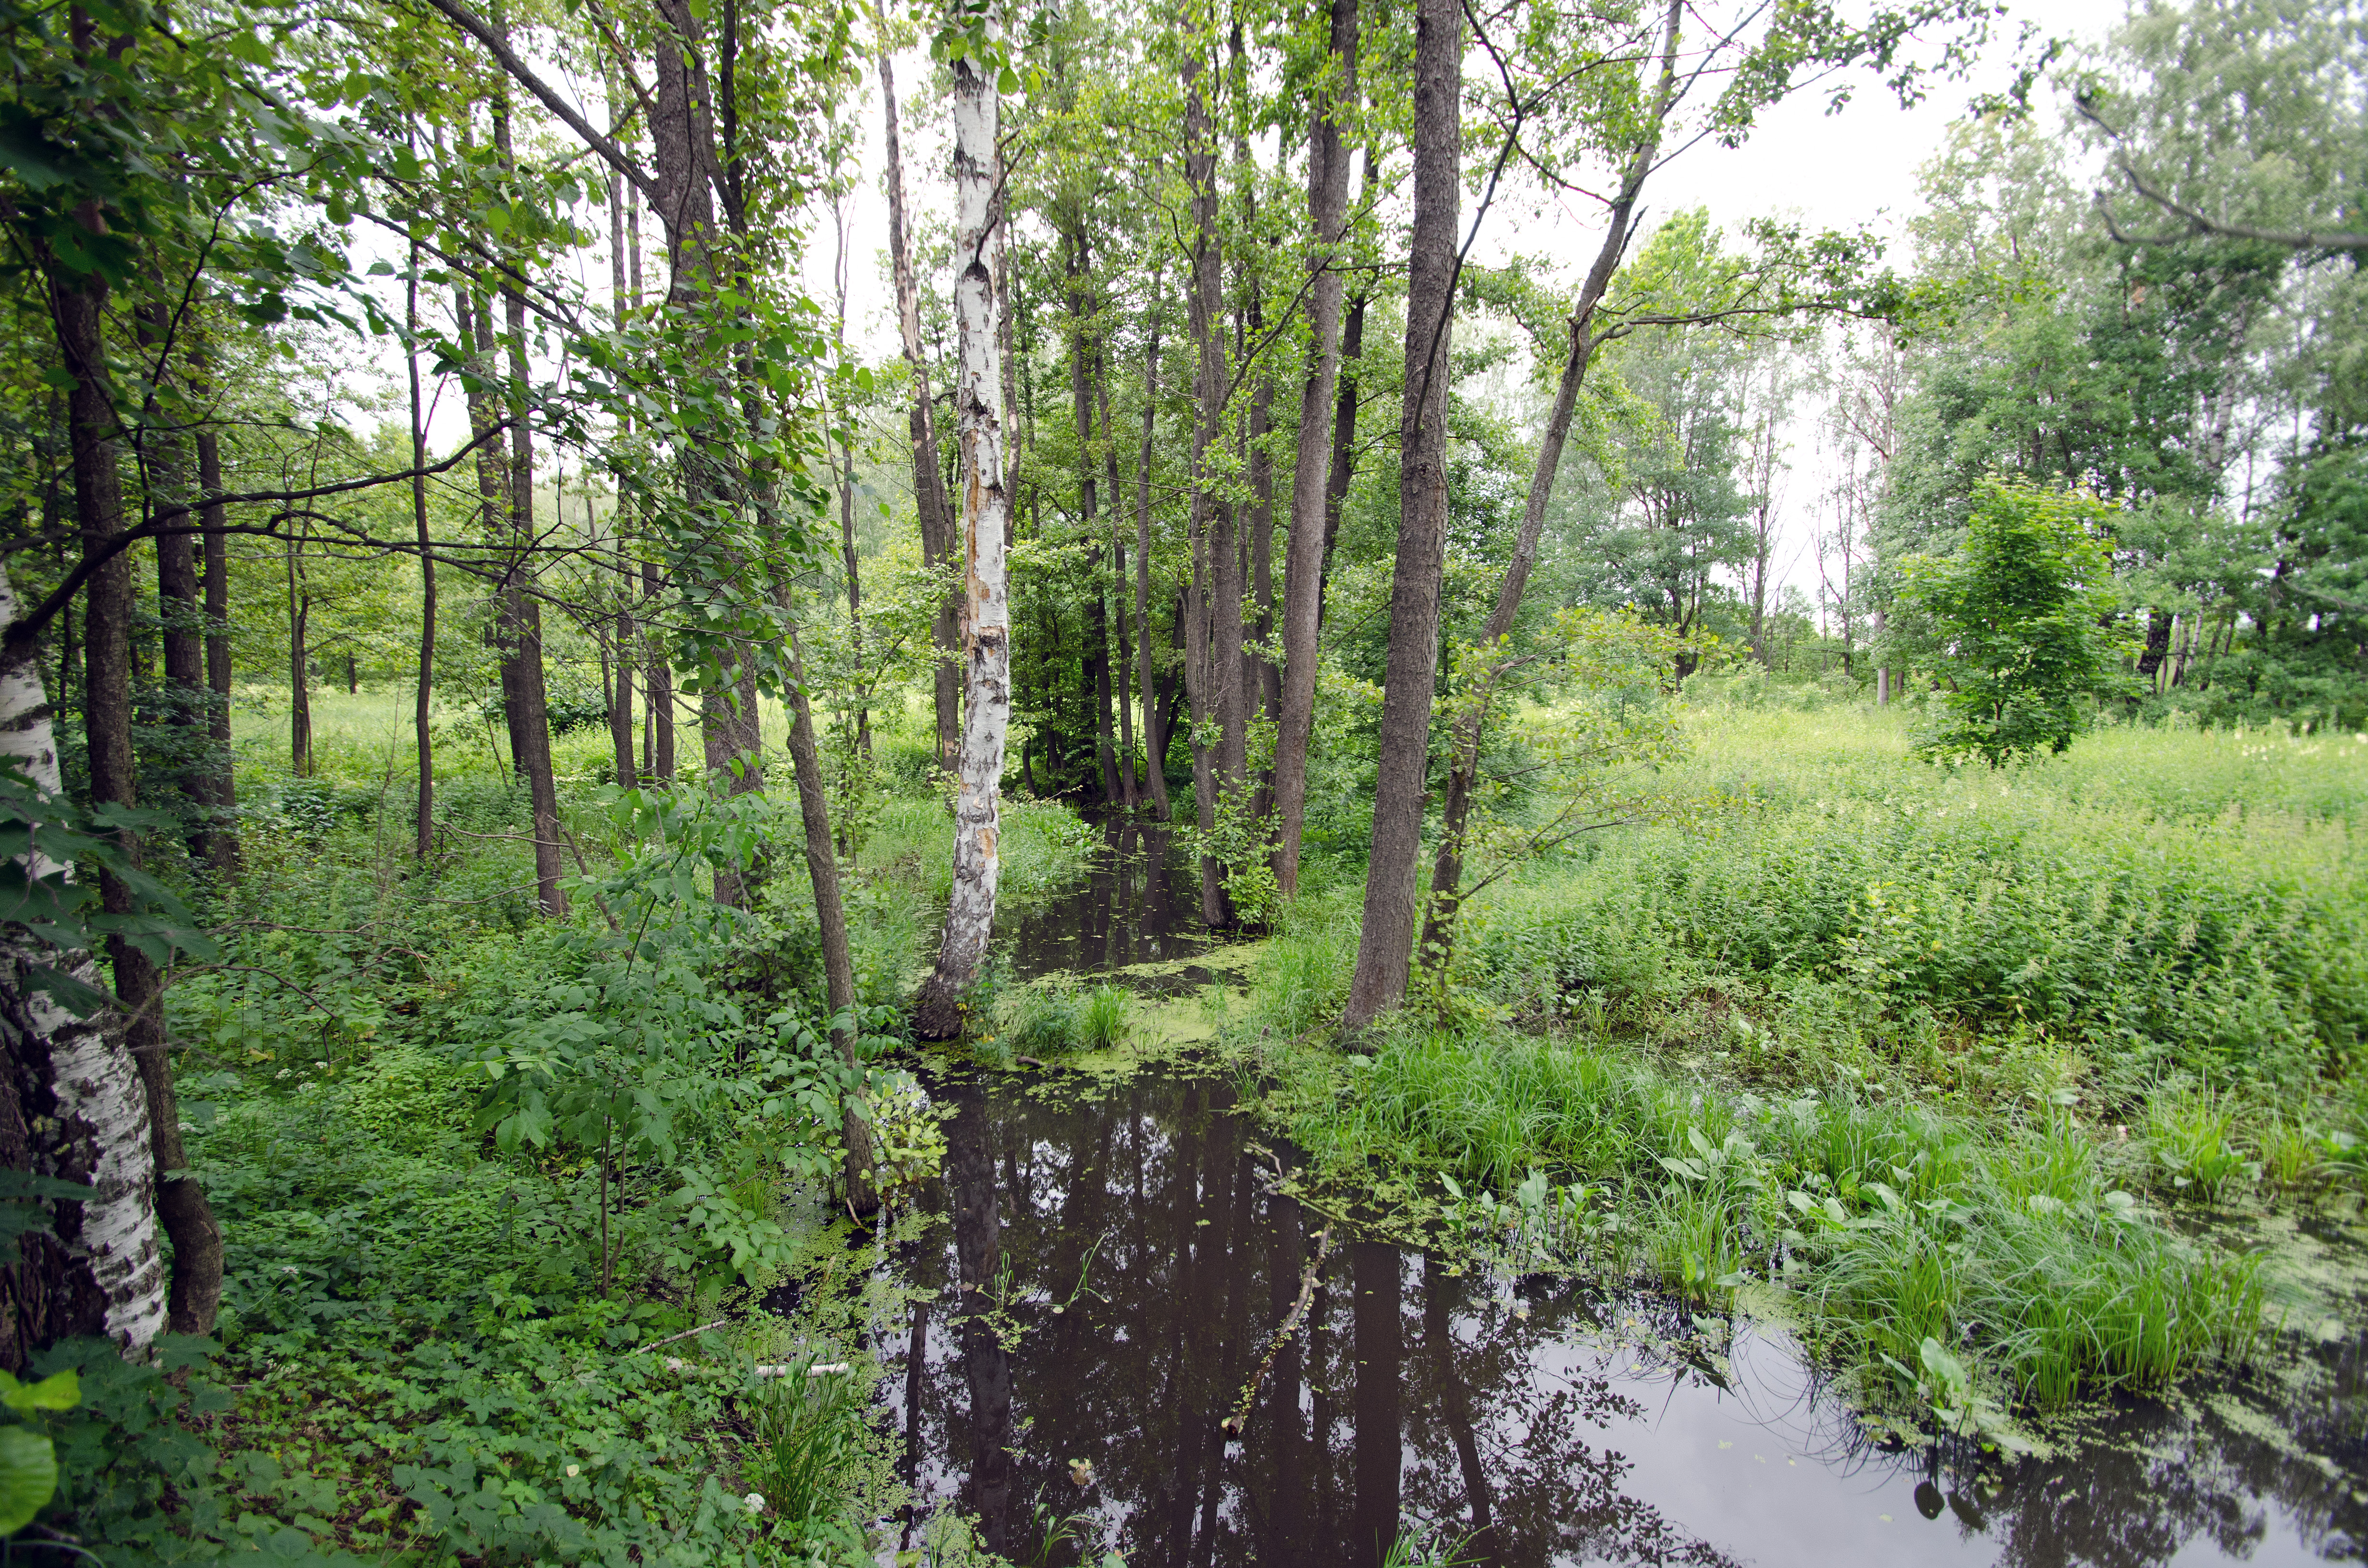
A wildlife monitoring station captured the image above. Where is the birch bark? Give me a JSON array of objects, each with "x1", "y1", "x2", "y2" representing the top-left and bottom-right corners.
[
  {"x1": 0, "y1": 564, "x2": 166, "y2": 1363},
  {"x1": 913, "y1": 46, "x2": 1010, "y2": 1041}
]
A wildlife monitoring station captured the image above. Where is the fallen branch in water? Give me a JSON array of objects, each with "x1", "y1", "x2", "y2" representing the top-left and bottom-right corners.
[{"x1": 1220, "y1": 1221, "x2": 1334, "y2": 1435}]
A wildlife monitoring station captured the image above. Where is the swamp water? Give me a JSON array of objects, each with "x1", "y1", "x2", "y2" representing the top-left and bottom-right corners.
[{"x1": 873, "y1": 821, "x2": 2368, "y2": 1566}]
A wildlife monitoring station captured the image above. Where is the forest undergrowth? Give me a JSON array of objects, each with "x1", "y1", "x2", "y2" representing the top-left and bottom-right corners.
[{"x1": 30, "y1": 692, "x2": 1088, "y2": 1567}]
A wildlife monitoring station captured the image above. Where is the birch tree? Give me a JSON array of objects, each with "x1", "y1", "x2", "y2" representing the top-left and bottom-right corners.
[{"x1": 913, "y1": 22, "x2": 1012, "y2": 1041}]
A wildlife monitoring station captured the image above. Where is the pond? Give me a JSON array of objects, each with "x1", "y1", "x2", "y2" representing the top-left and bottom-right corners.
[{"x1": 874, "y1": 820, "x2": 2368, "y2": 1567}]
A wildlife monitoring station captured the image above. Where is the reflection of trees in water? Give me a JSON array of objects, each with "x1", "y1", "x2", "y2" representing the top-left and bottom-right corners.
[
  {"x1": 891, "y1": 1076, "x2": 2364, "y2": 1568},
  {"x1": 1944, "y1": 1331, "x2": 2368, "y2": 1568}
]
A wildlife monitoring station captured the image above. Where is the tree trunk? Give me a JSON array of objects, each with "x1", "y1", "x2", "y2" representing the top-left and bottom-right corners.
[
  {"x1": 0, "y1": 565, "x2": 166, "y2": 1368},
  {"x1": 781, "y1": 622, "x2": 877, "y2": 1215},
  {"x1": 286, "y1": 543, "x2": 310, "y2": 777},
  {"x1": 879, "y1": 52, "x2": 963, "y2": 772},
  {"x1": 1095, "y1": 355, "x2": 1138, "y2": 808},
  {"x1": 191, "y1": 349, "x2": 237, "y2": 882},
  {"x1": 1341, "y1": 0, "x2": 1459, "y2": 1030},
  {"x1": 912, "y1": 49, "x2": 1011, "y2": 1041},
  {"x1": 135, "y1": 303, "x2": 206, "y2": 860},
  {"x1": 1134, "y1": 272, "x2": 1172, "y2": 821},
  {"x1": 51, "y1": 251, "x2": 221, "y2": 1336},
  {"x1": 1183, "y1": 38, "x2": 1241, "y2": 928},
  {"x1": 409, "y1": 259, "x2": 438, "y2": 862},
  {"x1": 645, "y1": 561, "x2": 673, "y2": 783},
  {"x1": 1320, "y1": 148, "x2": 1380, "y2": 610},
  {"x1": 1412, "y1": 0, "x2": 1683, "y2": 994},
  {"x1": 1273, "y1": 0, "x2": 1357, "y2": 899},
  {"x1": 1066, "y1": 231, "x2": 1121, "y2": 805},
  {"x1": 491, "y1": 76, "x2": 570, "y2": 920}
]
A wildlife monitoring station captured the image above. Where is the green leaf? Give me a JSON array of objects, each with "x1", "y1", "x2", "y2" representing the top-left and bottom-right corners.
[
  {"x1": 23, "y1": 964, "x2": 110, "y2": 1019},
  {"x1": 0, "y1": 1369, "x2": 75, "y2": 1415},
  {"x1": 0, "y1": 1426, "x2": 57, "y2": 1534}
]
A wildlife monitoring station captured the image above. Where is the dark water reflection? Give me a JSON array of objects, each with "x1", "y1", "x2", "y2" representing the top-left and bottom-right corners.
[
  {"x1": 881, "y1": 1072, "x2": 2368, "y2": 1568},
  {"x1": 996, "y1": 819, "x2": 1217, "y2": 990}
]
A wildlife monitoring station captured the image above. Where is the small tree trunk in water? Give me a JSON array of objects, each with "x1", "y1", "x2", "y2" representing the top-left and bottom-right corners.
[
  {"x1": 53, "y1": 253, "x2": 222, "y2": 1336},
  {"x1": 1095, "y1": 364, "x2": 1138, "y2": 807},
  {"x1": 1134, "y1": 271, "x2": 1171, "y2": 821},
  {"x1": 1066, "y1": 231, "x2": 1120, "y2": 805},
  {"x1": 0, "y1": 563, "x2": 167, "y2": 1366},
  {"x1": 1341, "y1": 0, "x2": 1458, "y2": 1030},
  {"x1": 1274, "y1": 0, "x2": 1357, "y2": 898},
  {"x1": 1182, "y1": 41, "x2": 1240, "y2": 928},
  {"x1": 408, "y1": 260, "x2": 438, "y2": 862},
  {"x1": 912, "y1": 48, "x2": 1011, "y2": 1041},
  {"x1": 781, "y1": 622, "x2": 877, "y2": 1215}
]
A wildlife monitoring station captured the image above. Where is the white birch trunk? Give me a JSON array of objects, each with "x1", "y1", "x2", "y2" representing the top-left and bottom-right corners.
[
  {"x1": 0, "y1": 564, "x2": 167, "y2": 1355},
  {"x1": 913, "y1": 47, "x2": 1009, "y2": 1041}
]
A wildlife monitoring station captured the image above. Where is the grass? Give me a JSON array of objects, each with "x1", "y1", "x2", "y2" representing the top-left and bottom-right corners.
[{"x1": 1241, "y1": 703, "x2": 2353, "y2": 1419}]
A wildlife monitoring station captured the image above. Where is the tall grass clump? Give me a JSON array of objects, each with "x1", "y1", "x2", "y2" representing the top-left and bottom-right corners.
[
  {"x1": 1262, "y1": 1020, "x2": 2266, "y2": 1409},
  {"x1": 749, "y1": 1359, "x2": 870, "y2": 1530}
]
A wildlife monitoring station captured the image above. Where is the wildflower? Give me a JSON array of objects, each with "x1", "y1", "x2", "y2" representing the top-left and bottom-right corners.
[{"x1": 744, "y1": 1492, "x2": 766, "y2": 1514}]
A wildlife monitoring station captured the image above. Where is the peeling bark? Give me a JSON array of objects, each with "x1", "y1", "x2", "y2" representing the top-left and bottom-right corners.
[{"x1": 913, "y1": 48, "x2": 1011, "y2": 1041}]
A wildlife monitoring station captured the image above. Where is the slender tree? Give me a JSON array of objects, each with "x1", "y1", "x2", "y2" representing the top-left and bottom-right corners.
[
  {"x1": 1341, "y1": 0, "x2": 1459, "y2": 1029},
  {"x1": 913, "y1": 35, "x2": 1012, "y2": 1040}
]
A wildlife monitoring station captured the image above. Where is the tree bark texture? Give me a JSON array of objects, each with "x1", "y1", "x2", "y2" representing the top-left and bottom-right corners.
[
  {"x1": 0, "y1": 567, "x2": 167, "y2": 1369},
  {"x1": 50, "y1": 249, "x2": 222, "y2": 1335},
  {"x1": 1273, "y1": 0, "x2": 1357, "y2": 899},
  {"x1": 912, "y1": 51, "x2": 1011, "y2": 1041},
  {"x1": 1183, "y1": 39, "x2": 1242, "y2": 928},
  {"x1": 1341, "y1": 0, "x2": 1459, "y2": 1029}
]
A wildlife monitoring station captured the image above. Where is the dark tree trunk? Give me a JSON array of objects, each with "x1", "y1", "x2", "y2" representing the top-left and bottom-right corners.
[
  {"x1": 191, "y1": 348, "x2": 237, "y2": 881},
  {"x1": 645, "y1": 561, "x2": 673, "y2": 783},
  {"x1": 1342, "y1": 0, "x2": 1460, "y2": 1029},
  {"x1": 1066, "y1": 231, "x2": 1121, "y2": 804},
  {"x1": 1095, "y1": 355, "x2": 1138, "y2": 807},
  {"x1": 1182, "y1": 41, "x2": 1241, "y2": 927},
  {"x1": 782, "y1": 621, "x2": 876, "y2": 1216},
  {"x1": 410, "y1": 259, "x2": 437, "y2": 862},
  {"x1": 285, "y1": 545, "x2": 310, "y2": 777},
  {"x1": 135, "y1": 304, "x2": 206, "y2": 862},
  {"x1": 52, "y1": 248, "x2": 221, "y2": 1337},
  {"x1": 1415, "y1": 0, "x2": 1682, "y2": 990},
  {"x1": 1274, "y1": 0, "x2": 1357, "y2": 899},
  {"x1": 1134, "y1": 273, "x2": 1171, "y2": 821}
]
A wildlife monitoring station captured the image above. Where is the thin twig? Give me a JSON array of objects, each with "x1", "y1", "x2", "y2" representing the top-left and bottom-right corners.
[{"x1": 1221, "y1": 1222, "x2": 1333, "y2": 1434}]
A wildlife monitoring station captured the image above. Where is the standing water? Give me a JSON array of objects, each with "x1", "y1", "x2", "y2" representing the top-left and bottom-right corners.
[{"x1": 879, "y1": 822, "x2": 2368, "y2": 1566}]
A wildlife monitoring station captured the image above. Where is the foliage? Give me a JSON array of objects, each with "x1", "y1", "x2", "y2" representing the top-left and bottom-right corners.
[{"x1": 1897, "y1": 479, "x2": 2134, "y2": 764}]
